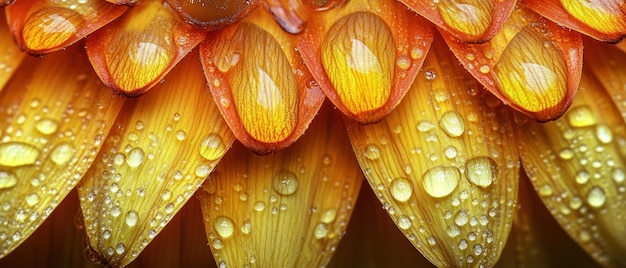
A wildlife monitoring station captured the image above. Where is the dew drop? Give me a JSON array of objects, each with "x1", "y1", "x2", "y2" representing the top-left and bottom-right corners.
[
  {"x1": 390, "y1": 177, "x2": 413, "y2": 202},
  {"x1": 321, "y1": 209, "x2": 337, "y2": 223},
  {"x1": 314, "y1": 223, "x2": 329, "y2": 239},
  {"x1": 586, "y1": 186, "x2": 606, "y2": 208},
  {"x1": 0, "y1": 142, "x2": 40, "y2": 167},
  {"x1": 272, "y1": 169, "x2": 298, "y2": 195},
  {"x1": 240, "y1": 219, "x2": 251, "y2": 234},
  {"x1": 439, "y1": 111, "x2": 465, "y2": 137},
  {"x1": 116, "y1": 243, "x2": 125, "y2": 254},
  {"x1": 422, "y1": 166, "x2": 461, "y2": 198},
  {"x1": 126, "y1": 147, "x2": 145, "y2": 168},
  {"x1": 26, "y1": 193, "x2": 40, "y2": 206},
  {"x1": 0, "y1": 171, "x2": 18, "y2": 189},
  {"x1": 363, "y1": 144, "x2": 381, "y2": 160},
  {"x1": 397, "y1": 215, "x2": 412, "y2": 230},
  {"x1": 126, "y1": 210, "x2": 139, "y2": 227},
  {"x1": 465, "y1": 157, "x2": 497, "y2": 188},
  {"x1": 199, "y1": 133, "x2": 226, "y2": 161},
  {"x1": 50, "y1": 142, "x2": 76, "y2": 166},
  {"x1": 175, "y1": 130, "x2": 187, "y2": 141},
  {"x1": 417, "y1": 120, "x2": 435, "y2": 132},
  {"x1": 214, "y1": 216, "x2": 235, "y2": 238},
  {"x1": 111, "y1": 206, "x2": 122, "y2": 217},
  {"x1": 35, "y1": 118, "x2": 59, "y2": 135},
  {"x1": 455, "y1": 209, "x2": 469, "y2": 226},
  {"x1": 567, "y1": 106, "x2": 596, "y2": 127},
  {"x1": 595, "y1": 124, "x2": 613, "y2": 144}
]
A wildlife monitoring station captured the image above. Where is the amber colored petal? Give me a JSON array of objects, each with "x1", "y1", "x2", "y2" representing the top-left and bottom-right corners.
[
  {"x1": 5, "y1": 0, "x2": 126, "y2": 54},
  {"x1": 523, "y1": 0, "x2": 626, "y2": 43},
  {"x1": 86, "y1": 1, "x2": 206, "y2": 97},
  {"x1": 0, "y1": 12, "x2": 25, "y2": 91},
  {"x1": 398, "y1": 0, "x2": 516, "y2": 42},
  {"x1": 77, "y1": 51, "x2": 235, "y2": 267},
  {"x1": 442, "y1": 6, "x2": 582, "y2": 122},
  {"x1": 498, "y1": 173, "x2": 602, "y2": 268},
  {"x1": 0, "y1": 0, "x2": 14, "y2": 6},
  {"x1": 618, "y1": 40, "x2": 626, "y2": 53},
  {"x1": 345, "y1": 37, "x2": 519, "y2": 267},
  {"x1": 298, "y1": 0, "x2": 433, "y2": 124},
  {"x1": 0, "y1": 46, "x2": 125, "y2": 257},
  {"x1": 585, "y1": 39, "x2": 626, "y2": 123},
  {"x1": 517, "y1": 67, "x2": 626, "y2": 267},
  {"x1": 328, "y1": 186, "x2": 435, "y2": 267},
  {"x1": 197, "y1": 103, "x2": 363, "y2": 267},
  {"x1": 200, "y1": 9, "x2": 325, "y2": 154},
  {"x1": 165, "y1": 0, "x2": 258, "y2": 31}
]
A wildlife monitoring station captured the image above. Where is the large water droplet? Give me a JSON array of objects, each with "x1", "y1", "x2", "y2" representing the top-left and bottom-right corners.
[
  {"x1": 568, "y1": 106, "x2": 596, "y2": 127},
  {"x1": 35, "y1": 118, "x2": 59, "y2": 135},
  {"x1": 272, "y1": 169, "x2": 298, "y2": 196},
  {"x1": 0, "y1": 142, "x2": 40, "y2": 167},
  {"x1": 439, "y1": 111, "x2": 465, "y2": 137},
  {"x1": 422, "y1": 166, "x2": 461, "y2": 198},
  {"x1": 214, "y1": 216, "x2": 235, "y2": 238},
  {"x1": 465, "y1": 157, "x2": 497, "y2": 188},
  {"x1": 586, "y1": 186, "x2": 606, "y2": 208},
  {"x1": 199, "y1": 133, "x2": 226, "y2": 161},
  {"x1": 126, "y1": 147, "x2": 145, "y2": 168},
  {"x1": 0, "y1": 170, "x2": 18, "y2": 189}
]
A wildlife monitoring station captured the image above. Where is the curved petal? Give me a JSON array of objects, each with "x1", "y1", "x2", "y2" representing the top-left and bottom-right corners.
[
  {"x1": 523, "y1": 0, "x2": 626, "y2": 43},
  {"x1": 5, "y1": 0, "x2": 126, "y2": 54},
  {"x1": 517, "y1": 67, "x2": 626, "y2": 267},
  {"x1": 77, "y1": 51, "x2": 235, "y2": 266},
  {"x1": 345, "y1": 38, "x2": 520, "y2": 267},
  {"x1": 442, "y1": 6, "x2": 582, "y2": 122},
  {"x1": 0, "y1": 12, "x2": 25, "y2": 91},
  {"x1": 398, "y1": 0, "x2": 517, "y2": 42},
  {"x1": 197, "y1": 103, "x2": 363, "y2": 267},
  {"x1": 261, "y1": 0, "x2": 347, "y2": 34},
  {"x1": 0, "y1": 46, "x2": 125, "y2": 257},
  {"x1": 298, "y1": 0, "x2": 433, "y2": 123},
  {"x1": 86, "y1": 0, "x2": 206, "y2": 97},
  {"x1": 200, "y1": 9, "x2": 325, "y2": 154}
]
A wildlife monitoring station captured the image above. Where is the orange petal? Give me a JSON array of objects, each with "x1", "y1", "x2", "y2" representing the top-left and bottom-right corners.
[
  {"x1": 86, "y1": 1, "x2": 206, "y2": 97},
  {"x1": 197, "y1": 103, "x2": 363, "y2": 267},
  {"x1": 518, "y1": 67, "x2": 626, "y2": 267},
  {"x1": 299, "y1": 0, "x2": 433, "y2": 123},
  {"x1": 398, "y1": 0, "x2": 516, "y2": 42},
  {"x1": 199, "y1": 9, "x2": 325, "y2": 154},
  {"x1": 77, "y1": 51, "x2": 235, "y2": 267},
  {"x1": 0, "y1": 12, "x2": 25, "y2": 91},
  {"x1": 165, "y1": 0, "x2": 258, "y2": 31},
  {"x1": 261, "y1": 0, "x2": 347, "y2": 34},
  {"x1": 523, "y1": 0, "x2": 626, "y2": 43},
  {"x1": 345, "y1": 37, "x2": 520, "y2": 267},
  {"x1": 5, "y1": 0, "x2": 126, "y2": 54},
  {"x1": 0, "y1": 46, "x2": 125, "y2": 257},
  {"x1": 442, "y1": 6, "x2": 582, "y2": 122},
  {"x1": 585, "y1": 39, "x2": 626, "y2": 123}
]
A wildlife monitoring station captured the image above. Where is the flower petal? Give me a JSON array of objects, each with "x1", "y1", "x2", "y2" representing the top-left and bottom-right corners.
[
  {"x1": 298, "y1": 0, "x2": 433, "y2": 123},
  {"x1": 86, "y1": 1, "x2": 206, "y2": 97},
  {"x1": 523, "y1": 0, "x2": 626, "y2": 43},
  {"x1": 200, "y1": 9, "x2": 325, "y2": 154},
  {"x1": 77, "y1": 51, "x2": 235, "y2": 267},
  {"x1": 5, "y1": 0, "x2": 126, "y2": 54},
  {"x1": 197, "y1": 103, "x2": 363, "y2": 267},
  {"x1": 261, "y1": 0, "x2": 346, "y2": 34},
  {"x1": 345, "y1": 38, "x2": 520, "y2": 267},
  {"x1": 0, "y1": 12, "x2": 25, "y2": 91},
  {"x1": 398, "y1": 0, "x2": 516, "y2": 42},
  {"x1": 165, "y1": 0, "x2": 258, "y2": 31},
  {"x1": 0, "y1": 46, "x2": 125, "y2": 257},
  {"x1": 517, "y1": 68, "x2": 626, "y2": 267},
  {"x1": 442, "y1": 6, "x2": 582, "y2": 122},
  {"x1": 584, "y1": 39, "x2": 626, "y2": 123}
]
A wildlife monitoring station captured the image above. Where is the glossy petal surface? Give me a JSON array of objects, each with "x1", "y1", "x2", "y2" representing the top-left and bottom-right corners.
[
  {"x1": 0, "y1": 12, "x2": 25, "y2": 91},
  {"x1": 77, "y1": 52, "x2": 234, "y2": 266},
  {"x1": 346, "y1": 39, "x2": 519, "y2": 267}
]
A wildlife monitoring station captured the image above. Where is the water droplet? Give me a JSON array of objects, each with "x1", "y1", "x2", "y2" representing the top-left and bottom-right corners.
[
  {"x1": 240, "y1": 219, "x2": 251, "y2": 234},
  {"x1": 125, "y1": 210, "x2": 138, "y2": 227},
  {"x1": 35, "y1": 118, "x2": 59, "y2": 135},
  {"x1": 116, "y1": 243, "x2": 126, "y2": 254},
  {"x1": 214, "y1": 216, "x2": 235, "y2": 238},
  {"x1": 0, "y1": 171, "x2": 18, "y2": 189},
  {"x1": 272, "y1": 169, "x2": 298, "y2": 195},
  {"x1": 314, "y1": 223, "x2": 329, "y2": 239},
  {"x1": 363, "y1": 144, "x2": 381, "y2": 160},
  {"x1": 439, "y1": 111, "x2": 465, "y2": 137},
  {"x1": 397, "y1": 215, "x2": 412, "y2": 230},
  {"x1": 321, "y1": 208, "x2": 337, "y2": 223},
  {"x1": 586, "y1": 186, "x2": 606, "y2": 208},
  {"x1": 595, "y1": 124, "x2": 613, "y2": 144},
  {"x1": 254, "y1": 201, "x2": 266, "y2": 212},
  {"x1": 538, "y1": 184, "x2": 553, "y2": 196},
  {"x1": 199, "y1": 133, "x2": 226, "y2": 161},
  {"x1": 111, "y1": 206, "x2": 122, "y2": 217},
  {"x1": 26, "y1": 193, "x2": 40, "y2": 206},
  {"x1": 50, "y1": 142, "x2": 76, "y2": 165},
  {"x1": 575, "y1": 170, "x2": 590, "y2": 184},
  {"x1": 175, "y1": 130, "x2": 187, "y2": 141},
  {"x1": 390, "y1": 177, "x2": 413, "y2": 202},
  {"x1": 422, "y1": 166, "x2": 461, "y2": 198},
  {"x1": 444, "y1": 146, "x2": 458, "y2": 159},
  {"x1": 417, "y1": 120, "x2": 435, "y2": 132},
  {"x1": 567, "y1": 106, "x2": 596, "y2": 127},
  {"x1": 126, "y1": 147, "x2": 145, "y2": 168},
  {"x1": 0, "y1": 142, "x2": 40, "y2": 167},
  {"x1": 465, "y1": 157, "x2": 497, "y2": 188}
]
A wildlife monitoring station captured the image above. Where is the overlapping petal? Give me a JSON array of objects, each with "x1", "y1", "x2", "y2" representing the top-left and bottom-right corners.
[
  {"x1": 0, "y1": 46, "x2": 125, "y2": 257},
  {"x1": 0, "y1": 13, "x2": 24, "y2": 90},
  {"x1": 77, "y1": 52, "x2": 234, "y2": 266},
  {"x1": 197, "y1": 104, "x2": 363, "y2": 267},
  {"x1": 345, "y1": 38, "x2": 520, "y2": 267}
]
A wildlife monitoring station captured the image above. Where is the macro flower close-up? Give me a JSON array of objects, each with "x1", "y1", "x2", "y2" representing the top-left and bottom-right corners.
[{"x1": 1, "y1": 0, "x2": 626, "y2": 267}]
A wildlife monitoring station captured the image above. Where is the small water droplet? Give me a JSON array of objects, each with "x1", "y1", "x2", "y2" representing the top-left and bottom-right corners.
[
  {"x1": 111, "y1": 206, "x2": 122, "y2": 217},
  {"x1": 116, "y1": 243, "x2": 125, "y2": 254},
  {"x1": 0, "y1": 171, "x2": 18, "y2": 189},
  {"x1": 321, "y1": 209, "x2": 337, "y2": 223},
  {"x1": 50, "y1": 142, "x2": 76, "y2": 165},
  {"x1": 390, "y1": 177, "x2": 413, "y2": 202},
  {"x1": 363, "y1": 144, "x2": 381, "y2": 160},
  {"x1": 272, "y1": 169, "x2": 298, "y2": 196},
  {"x1": 175, "y1": 130, "x2": 187, "y2": 141},
  {"x1": 586, "y1": 186, "x2": 606, "y2": 208},
  {"x1": 35, "y1": 118, "x2": 59, "y2": 135},
  {"x1": 314, "y1": 223, "x2": 329, "y2": 239},
  {"x1": 417, "y1": 120, "x2": 435, "y2": 132},
  {"x1": 125, "y1": 210, "x2": 139, "y2": 227},
  {"x1": 465, "y1": 157, "x2": 497, "y2": 188},
  {"x1": 26, "y1": 193, "x2": 40, "y2": 206},
  {"x1": 199, "y1": 133, "x2": 226, "y2": 161},
  {"x1": 126, "y1": 147, "x2": 145, "y2": 168},
  {"x1": 397, "y1": 215, "x2": 412, "y2": 230},
  {"x1": 214, "y1": 216, "x2": 235, "y2": 238}
]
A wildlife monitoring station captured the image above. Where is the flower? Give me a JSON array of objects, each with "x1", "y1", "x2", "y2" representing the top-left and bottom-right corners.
[{"x1": 1, "y1": 0, "x2": 626, "y2": 267}]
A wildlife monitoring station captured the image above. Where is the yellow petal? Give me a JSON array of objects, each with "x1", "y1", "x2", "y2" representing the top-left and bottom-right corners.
[
  {"x1": 584, "y1": 39, "x2": 626, "y2": 123},
  {"x1": 345, "y1": 38, "x2": 520, "y2": 267},
  {"x1": 77, "y1": 51, "x2": 235, "y2": 266},
  {"x1": 86, "y1": 0, "x2": 205, "y2": 96},
  {"x1": 518, "y1": 67, "x2": 626, "y2": 267},
  {"x1": 197, "y1": 103, "x2": 363, "y2": 267},
  {"x1": 0, "y1": 46, "x2": 125, "y2": 257},
  {"x1": 0, "y1": 12, "x2": 25, "y2": 91}
]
